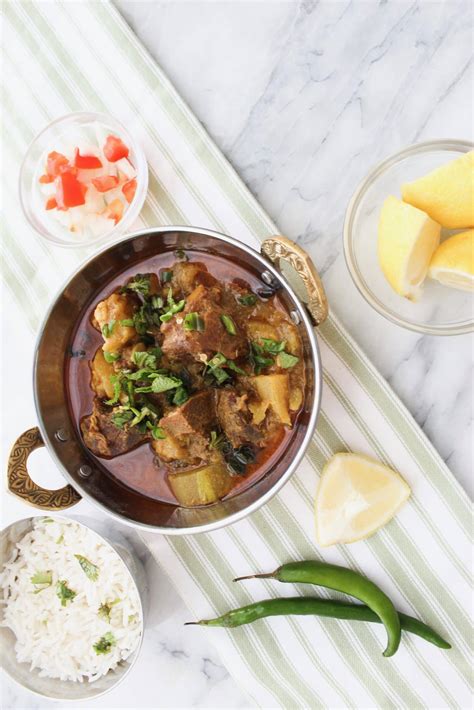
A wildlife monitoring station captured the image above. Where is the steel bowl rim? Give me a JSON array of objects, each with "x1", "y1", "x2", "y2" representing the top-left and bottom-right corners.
[
  {"x1": 33, "y1": 225, "x2": 322, "y2": 535},
  {"x1": 0, "y1": 514, "x2": 145, "y2": 701}
]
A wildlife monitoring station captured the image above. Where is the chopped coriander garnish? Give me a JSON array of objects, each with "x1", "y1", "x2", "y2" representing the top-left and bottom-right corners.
[
  {"x1": 93, "y1": 631, "x2": 116, "y2": 655},
  {"x1": 98, "y1": 599, "x2": 120, "y2": 622},
  {"x1": 103, "y1": 351, "x2": 120, "y2": 363},
  {"x1": 210, "y1": 431, "x2": 226, "y2": 449},
  {"x1": 249, "y1": 342, "x2": 274, "y2": 374},
  {"x1": 148, "y1": 424, "x2": 167, "y2": 440},
  {"x1": 120, "y1": 318, "x2": 135, "y2": 327},
  {"x1": 135, "y1": 373, "x2": 182, "y2": 394},
  {"x1": 174, "y1": 248, "x2": 188, "y2": 261},
  {"x1": 105, "y1": 374, "x2": 123, "y2": 405},
  {"x1": 125, "y1": 274, "x2": 151, "y2": 296},
  {"x1": 221, "y1": 314, "x2": 237, "y2": 335},
  {"x1": 112, "y1": 408, "x2": 134, "y2": 429},
  {"x1": 227, "y1": 360, "x2": 246, "y2": 375},
  {"x1": 172, "y1": 385, "x2": 189, "y2": 406},
  {"x1": 161, "y1": 269, "x2": 173, "y2": 283},
  {"x1": 31, "y1": 570, "x2": 52, "y2": 592},
  {"x1": 238, "y1": 293, "x2": 257, "y2": 306},
  {"x1": 56, "y1": 580, "x2": 76, "y2": 607},
  {"x1": 277, "y1": 351, "x2": 300, "y2": 369},
  {"x1": 132, "y1": 348, "x2": 162, "y2": 370},
  {"x1": 160, "y1": 289, "x2": 186, "y2": 323},
  {"x1": 183, "y1": 312, "x2": 205, "y2": 331},
  {"x1": 74, "y1": 554, "x2": 99, "y2": 582},
  {"x1": 101, "y1": 320, "x2": 116, "y2": 339},
  {"x1": 260, "y1": 338, "x2": 286, "y2": 354}
]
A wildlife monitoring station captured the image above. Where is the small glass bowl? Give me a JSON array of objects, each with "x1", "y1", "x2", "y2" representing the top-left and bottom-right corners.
[
  {"x1": 19, "y1": 112, "x2": 148, "y2": 248},
  {"x1": 343, "y1": 140, "x2": 473, "y2": 335}
]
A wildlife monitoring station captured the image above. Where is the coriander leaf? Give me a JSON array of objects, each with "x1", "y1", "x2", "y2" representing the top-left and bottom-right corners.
[
  {"x1": 260, "y1": 338, "x2": 286, "y2": 354},
  {"x1": 208, "y1": 353, "x2": 227, "y2": 368},
  {"x1": 31, "y1": 570, "x2": 52, "y2": 586},
  {"x1": 277, "y1": 351, "x2": 300, "y2": 369},
  {"x1": 105, "y1": 375, "x2": 122, "y2": 405},
  {"x1": 210, "y1": 431, "x2": 226, "y2": 449},
  {"x1": 126, "y1": 274, "x2": 151, "y2": 296},
  {"x1": 56, "y1": 580, "x2": 76, "y2": 607},
  {"x1": 174, "y1": 248, "x2": 188, "y2": 261},
  {"x1": 98, "y1": 599, "x2": 120, "y2": 622},
  {"x1": 238, "y1": 293, "x2": 257, "y2": 306},
  {"x1": 183, "y1": 312, "x2": 205, "y2": 331},
  {"x1": 221, "y1": 314, "x2": 237, "y2": 335},
  {"x1": 227, "y1": 360, "x2": 246, "y2": 375},
  {"x1": 149, "y1": 424, "x2": 166, "y2": 440},
  {"x1": 103, "y1": 351, "x2": 120, "y2": 363},
  {"x1": 93, "y1": 631, "x2": 116, "y2": 655},
  {"x1": 101, "y1": 320, "x2": 116, "y2": 338},
  {"x1": 75, "y1": 554, "x2": 100, "y2": 582},
  {"x1": 172, "y1": 385, "x2": 189, "y2": 405},
  {"x1": 149, "y1": 374, "x2": 182, "y2": 393},
  {"x1": 120, "y1": 318, "x2": 134, "y2": 327}
]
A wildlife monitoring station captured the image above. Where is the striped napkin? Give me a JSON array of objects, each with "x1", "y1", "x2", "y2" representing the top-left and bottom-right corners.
[{"x1": 2, "y1": 2, "x2": 471, "y2": 707}]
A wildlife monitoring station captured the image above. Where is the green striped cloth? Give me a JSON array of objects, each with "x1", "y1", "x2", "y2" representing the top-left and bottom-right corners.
[{"x1": 3, "y1": 2, "x2": 471, "y2": 707}]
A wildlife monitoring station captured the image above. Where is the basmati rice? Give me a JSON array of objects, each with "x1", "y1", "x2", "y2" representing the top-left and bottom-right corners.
[{"x1": 1, "y1": 517, "x2": 142, "y2": 683}]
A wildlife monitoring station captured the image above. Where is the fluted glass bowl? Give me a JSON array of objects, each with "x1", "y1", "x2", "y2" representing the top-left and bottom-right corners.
[{"x1": 343, "y1": 140, "x2": 473, "y2": 335}]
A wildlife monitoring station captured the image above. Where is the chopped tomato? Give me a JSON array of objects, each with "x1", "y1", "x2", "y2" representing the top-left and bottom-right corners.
[
  {"x1": 74, "y1": 148, "x2": 103, "y2": 169},
  {"x1": 39, "y1": 173, "x2": 54, "y2": 184},
  {"x1": 122, "y1": 178, "x2": 137, "y2": 203},
  {"x1": 103, "y1": 135, "x2": 129, "y2": 162},
  {"x1": 46, "y1": 151, "x2": 70, "y2": 177},
  {"x1": 55, "y1": 172, "x2": 86, "y2": 209},
  {"x1": 91, "y1": 175, "x2": 119, "y2": 192},
  {"x1": 45, "y1": 197, "x2": 57, "y2": 210},
  {"x1": 105, "y1": 198, "x2": 124, "y2": 224}
]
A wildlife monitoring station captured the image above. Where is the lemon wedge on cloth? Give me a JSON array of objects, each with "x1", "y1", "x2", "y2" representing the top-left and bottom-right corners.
[
  {"x1": 402, "y1": 151, "x2": 474, "y2": 229},
  {"x1": 378, "y1": 195, "x2": 441, "y2": 300},
  {"x1": 429, "y1": 229, "x2": 474, "y2": 292},
  {"x1": 315, "y1": 453, "x2": 411, "y2": 546}
]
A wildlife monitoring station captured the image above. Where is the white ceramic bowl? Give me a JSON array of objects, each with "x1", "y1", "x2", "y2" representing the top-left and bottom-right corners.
[
  {"x1": 19, "y1": 112, "x2": 148, "y2": 248},
  {"x1": 0, "y1": 515, "x2": 146, "y2": 701},
  {"x1": 344, "y1": 140, "x2": 473, "y2": 335}
]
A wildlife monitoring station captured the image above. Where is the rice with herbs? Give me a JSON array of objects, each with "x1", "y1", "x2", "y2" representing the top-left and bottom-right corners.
[{"x1": 0, "y1": 518, "x2": 142, "y2": 682}]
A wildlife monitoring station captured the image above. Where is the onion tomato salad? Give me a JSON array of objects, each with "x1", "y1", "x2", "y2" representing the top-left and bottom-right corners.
[{"x1": 37, "y1": 130, "x2": 138, "y2": 239}]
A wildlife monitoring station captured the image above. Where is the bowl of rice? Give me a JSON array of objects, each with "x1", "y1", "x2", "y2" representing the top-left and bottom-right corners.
[{"x1": 0, "y1": 516, "x2": 145, "y2": 701}]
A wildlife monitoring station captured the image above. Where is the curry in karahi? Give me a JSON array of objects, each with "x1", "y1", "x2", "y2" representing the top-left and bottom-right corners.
[{"x1": 68, "y1": 252, "x2": 305, "y2": 507}]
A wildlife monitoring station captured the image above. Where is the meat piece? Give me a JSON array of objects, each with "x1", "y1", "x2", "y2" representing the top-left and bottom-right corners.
[
  {"x1": 216, "y1": 388, "x2": 262, "y2": 448},
  {"x1": 81, "y1": 400, "x2": 147, "y2": 458},
  {"x1": 161, "y1": 284, "x2": 248, "y2": 361},
  {"x1": 157, "y1": 391, "x2": 217, "y2": 465},
  {"x1": 93, "y1": 292, "x2": 138, "y2": 354},
  {"x1": 90, "y1": 348, "x2": 115, "y2": 400},
  {"x1": 171, "y1": 261, "x2": 218, "y2": 296},
  {"x1": 160, "y1": 390, "x2": 216, "y2": 438}
]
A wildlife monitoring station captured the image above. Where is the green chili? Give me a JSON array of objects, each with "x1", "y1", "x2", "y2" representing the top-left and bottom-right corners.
[
  {"x1": 235, "y1": 561, "x2": 401, "y2": 657},
  {"x1": 185, "y1": 597, "x2": 450, "y2": 650}
]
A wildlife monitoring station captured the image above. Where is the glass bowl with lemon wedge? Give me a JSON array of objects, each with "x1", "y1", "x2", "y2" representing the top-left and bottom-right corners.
[{"x1": 344, "y1": 140, "x2": 473, "y2": 335}]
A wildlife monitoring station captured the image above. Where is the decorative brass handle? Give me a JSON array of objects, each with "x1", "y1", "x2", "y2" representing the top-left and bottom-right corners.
[
  {"x1": 7, "y1": 427, "x2": 82, "y2": 510},
  {"x1": 261, "y1": 235, "x2": 328, "y2": 326}
]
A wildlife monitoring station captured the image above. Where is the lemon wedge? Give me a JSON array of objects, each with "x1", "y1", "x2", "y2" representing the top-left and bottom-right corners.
[
  {"x1": 315, "y1": 453, "x2": 411, "y2": 546},
  {"x1": 402, "y1": 151, "x2": 474, "y2": 229},
  {"x1": 428, "y1": 229, "x2": 474, "y2": 292},
  {"x1": 378, "y1": 195, "x2": 441, "y2": 300}
]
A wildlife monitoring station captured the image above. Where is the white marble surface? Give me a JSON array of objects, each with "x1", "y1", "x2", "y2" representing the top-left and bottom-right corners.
[{"x1": 2, "y1": 1, "x2": 473, "y2": 708}]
